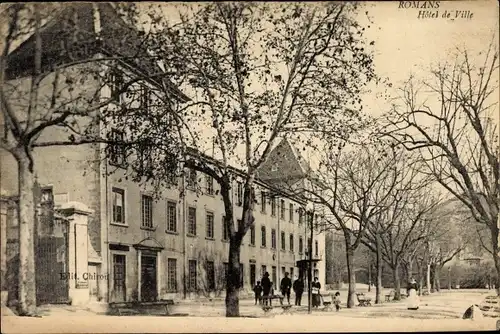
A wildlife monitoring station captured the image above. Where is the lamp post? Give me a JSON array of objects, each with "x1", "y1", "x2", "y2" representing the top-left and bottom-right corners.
[
  {"x1": 306, "y1": 201, "x2": 314, "y2": 314},
  {"x1": 447, "y1": 267, "x2": 451, "y2": 290}
]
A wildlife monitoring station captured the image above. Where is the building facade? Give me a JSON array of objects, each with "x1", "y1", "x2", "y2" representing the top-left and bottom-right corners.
[{"x1": 0, "y1": 4, "x2": 327, "y2": 305}]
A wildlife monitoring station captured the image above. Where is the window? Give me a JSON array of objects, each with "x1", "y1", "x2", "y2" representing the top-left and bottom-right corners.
[
  {"x1": 236, "y1": 181, "x2": 243, "y2": 206},
  {"x1": 290, "y1": 234, "x2": 294, "y2": 252},
  {"x1": 188, "y1": 207, "x2": 197, "y2": 236},
  {"x1": 167, "y1": 258, "x2": 177, "y2": 292},
  {"x1": 280, "y1": 199, "x2": 285, "y2": 219},
  {"x1": 112, "y1": 188, "x2": 125, "y2": 225},
  {"x1": 261, "y1": 192, "x2": 266, "y2": 213},
  {"x1": 261, "y1": 226, "x2": 266, "y2": 247},
  {"x1": 299, "y1": 236, "x2": 303, "y2": 254},
  {"x1": 271, "y1": 197, "x2": 276, "y2": 216},
  {"x1": 205, "y1": 175, "x2": 214, "y2": 195},
  {"x1": 137, "y1": 143, "x2": 153, "y2": 172},
  {"x1": 141, "y1": 195, "x2": 153, "y2": 229},
  {"x1": 206, "y1": 211, "x2": 214, "y2": 239},
  {"x1": 166, "y1": 201, "x2": 177, "y2": 232},
  {"x1": 109, "y1": 129, "x2": 125, "y2": 166},
  {"x1": 250, "y1": 225, "x2": 255, "y2": 246},
  {"x1": 261, "y1": 265, "x2": 267, "y2": 277},
  {"x1": 315, "y1": 240, "x2": 319, "y2": 256},
  {"x1": 271, "y1": 229, "x2": 276, "y2": 249},
  {"x1": 140, "y1": 85, "x2": 151, "y2": 110},
  {"x1": 188, "y1": 260, "x2": 197, "y2": 292},
  {"x1": 289, "y1": 203, "x2": 294, "y2": 222},
  {"x1": 187, "y1": 169, "x2": 197, "y2": 189},
  {"x1": 206, "y1": 261, "x2": 215, "y2": 291},
  {"x1": 290, "y1": 267, "x2": 294, "y2": 278},
  {"x1": 109, "y1": 70, "x2": 124, "y2": 101},
  {"x1": 298, "y1": 208, "x2": 303, "y2": 225},
  {"x1": 281, "y1": 267, "x2": 286, "y2": 279},
  {"x1": 222, "y1": 216, "x2": 229, "y2": 241},
  {"x1": 281, "y1": 231, "x2": 285, "y2": 250}
]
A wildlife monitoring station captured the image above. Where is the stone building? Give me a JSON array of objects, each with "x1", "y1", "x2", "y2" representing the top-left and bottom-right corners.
[{"x1": 0, "y1": 3, "x2": 327, "y2": 306}]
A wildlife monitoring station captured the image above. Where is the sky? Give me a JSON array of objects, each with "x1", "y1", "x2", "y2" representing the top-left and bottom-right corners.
[{"x1": 359, "y1": 0, "x2": 499, "y2": 117}]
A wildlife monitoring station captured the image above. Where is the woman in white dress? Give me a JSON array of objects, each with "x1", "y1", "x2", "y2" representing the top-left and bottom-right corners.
[{"x1": 406, "y1": 278, "x2": 420, "y2": 310}]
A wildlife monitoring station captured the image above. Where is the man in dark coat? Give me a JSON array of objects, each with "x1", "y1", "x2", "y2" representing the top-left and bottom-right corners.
[
  {"x1": 293, "y1": 276, "x2": 304, "y2": 306},
  {"x1": 280, "y1": 272, "x2": 292, "y2": 304},
  {"x1": 261, "y1": 272, "x2": 272, "y2": 306}
]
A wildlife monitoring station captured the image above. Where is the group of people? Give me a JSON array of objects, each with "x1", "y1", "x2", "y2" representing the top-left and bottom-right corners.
[{"x1": 253, "y1": 272, "x2": 340, "y2": 310}]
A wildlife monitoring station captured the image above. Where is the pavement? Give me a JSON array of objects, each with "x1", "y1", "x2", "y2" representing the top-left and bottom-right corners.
[{"x1": 1, "y1": 289, "x2": 499, "y2": 333}]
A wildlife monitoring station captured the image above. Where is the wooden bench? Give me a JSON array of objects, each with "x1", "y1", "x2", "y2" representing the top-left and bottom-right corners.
[
  {"x1": 261, "y1": 305, "x2": 273, "y2": 314},
  {"x1": 109, "y1": 299, "x2": 175, "y2": 316},
  {"x1": 261, "y1": 294, "x2": 285, "y2": 306},
  {"x1": 356, "y1": 293, "x2": 372, "y2": 307},
  {"x1": 385, "y1": 290, "x2": 395, "y2": 302},
  {"x1": 281, "y1": 304, "x2": 293, "y2": 314},
  {"x1": 321, "y1": 295, "x2": 334, "y2": 311}
]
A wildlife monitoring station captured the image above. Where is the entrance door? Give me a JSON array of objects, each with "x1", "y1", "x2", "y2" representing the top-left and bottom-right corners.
[
  {"x1": 141, "y1": 255, "x2": 157, "y2": 302},
  {"x1": 112, "y1": 254, "x2": 126, "y2": 302},
  {"x1": 250, "y1": 264, "x2": 256, "y2": 287}
]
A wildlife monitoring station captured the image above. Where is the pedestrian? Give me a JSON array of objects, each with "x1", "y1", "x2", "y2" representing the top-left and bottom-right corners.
[
  {"x1": 333, "y1": 291, "x2": 341, "y2": 311},
  {"x1": 293, "y1": 276, "x2": 304, "y2": 306},
  {"x1": 253, "y1": 281, "x2": 263, "y2": 305},
  {"x1": 406, "y1": 277, "x2": 420, "y2": 310},
  {"x1": 280, "y1": 272, "x2": 292, "y2": 304},
  {"x1": 261, "y1": 272, "x2": 272, "y2": 306},
  {"x1": 311, "y1": 277, "x2": 321, "y2": 308}
]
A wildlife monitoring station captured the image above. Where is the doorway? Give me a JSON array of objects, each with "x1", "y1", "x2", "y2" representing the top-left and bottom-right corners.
[
  {"x1": 112, "y1": 254, "x2": 126, "y2": 302},
  {"x1": 141, "y1": 255, "x2": 157, "y2": 302}
]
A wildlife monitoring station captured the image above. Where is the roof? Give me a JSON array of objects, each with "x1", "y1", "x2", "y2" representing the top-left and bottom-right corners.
[
  {"x1": 6, "y1": 3, "x2": 189, "y2": 102},
  {"x1": 257, "y1": 138, "x2": 311, "y2": 181}
]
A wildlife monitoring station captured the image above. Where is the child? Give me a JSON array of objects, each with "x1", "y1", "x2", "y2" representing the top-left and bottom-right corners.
[
  {"x1": 253, "y1": 281, "x2": 263, "y2": 305},
  {"x1": 333, "y1": 291, "x2": 341, "y2": 311}
]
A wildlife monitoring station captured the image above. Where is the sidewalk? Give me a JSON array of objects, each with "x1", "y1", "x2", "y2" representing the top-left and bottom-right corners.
[{"x1": 2, "y1": 312, "x2": 497, "y2": 333}]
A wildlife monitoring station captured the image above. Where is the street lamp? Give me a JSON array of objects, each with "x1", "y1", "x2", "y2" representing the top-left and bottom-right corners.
[{"x1": 306, "y1": 201, "x2": 314, "y2": 314}]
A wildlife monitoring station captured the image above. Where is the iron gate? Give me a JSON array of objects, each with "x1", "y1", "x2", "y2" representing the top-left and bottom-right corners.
[{"x1": 36, "y1": 217, "x2": 69, "y2": 305}]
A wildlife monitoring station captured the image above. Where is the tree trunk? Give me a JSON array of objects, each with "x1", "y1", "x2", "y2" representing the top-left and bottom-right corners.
[
  {"x1": 430, "y1": 264, "x2": 436, "y2": 292},
  {"x1": 17, "y1": 154, "x2": 37, "y2": 316},
  {"x1": 490, "y1": 223, "x2": 500, "y2": 296},
  {"x1": 392, "y1": 263, "x2": 401, "y2": 300},
  {"x1": 434, "y1": 266, "x2": 441, "y2": 292},
  {"x1": 426, "y1": 263, "x2": 431, "y2": 294},
  {"x1": 375, "y1": 233, "x2": 382, "y2": 304},
  {"x1": 225, "y1": 238, "x2": 242, "y2": 317},
  {"x1": 417, "y1": 261, "x2": 424, "y2": 296},
  {"x1": 344, "y1": 234, "x2": 356, "y2": 308},
  {"x1": 368, "y1": 263, "x2": 371, "y2": 292},
  {"x1": 402, "y1": 262, "x2": 409, "y2": 284}
]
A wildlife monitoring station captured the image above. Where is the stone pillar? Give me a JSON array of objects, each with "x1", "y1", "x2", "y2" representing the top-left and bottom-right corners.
[{"x1": 58, "y1": 201, "x2": 92, "y2": 306}]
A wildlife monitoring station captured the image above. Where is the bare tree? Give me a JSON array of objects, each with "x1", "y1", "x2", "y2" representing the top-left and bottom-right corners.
[
  {"x1": 383, "y1": 44, "x2": 500, "y2": 295},
  {"x1": 138, "y1": 2, "x2": 376, "y2": 316},
  {"x1": 302, "y1": 144, "x2": 399, "y2": 308}
]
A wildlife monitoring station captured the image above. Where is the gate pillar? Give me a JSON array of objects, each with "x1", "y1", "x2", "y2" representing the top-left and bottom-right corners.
[{"x1": 58, "y1": 202, "x2": 93, "y2": 306}]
